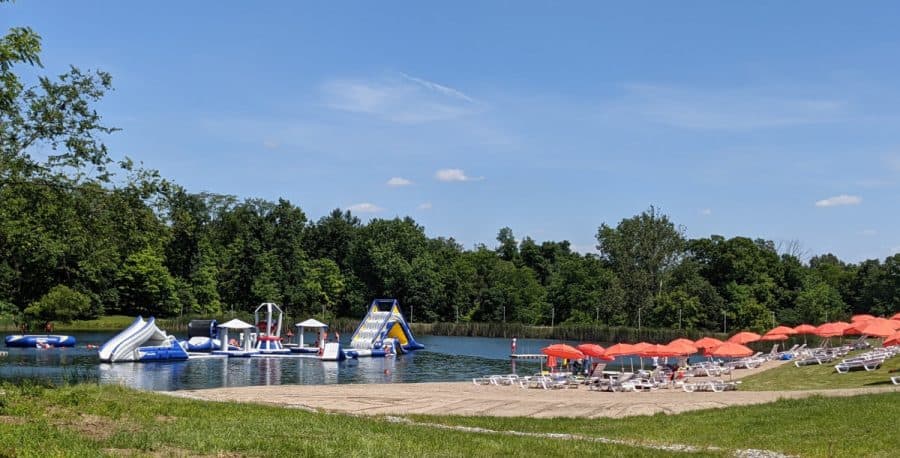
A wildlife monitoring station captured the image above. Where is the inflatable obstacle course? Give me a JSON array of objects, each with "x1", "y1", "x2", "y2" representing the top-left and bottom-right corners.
[
  {"x1": 349, "y1": 299, "x2": 424, "y2": 355},
  {"x1": 5, "y1": 334, "x2": 76, "y2": 348},
  {"x1": 98, "y1": 316, "x2": 188, "y2": 362}
]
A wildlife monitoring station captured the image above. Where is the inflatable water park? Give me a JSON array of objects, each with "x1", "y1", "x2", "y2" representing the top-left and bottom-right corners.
[
  {"x1": 96, "y1": 298, "x2": 424, "y2": 363},
  {"x1": 4, "y1": 334, "x2": 76, "y2": 348}
]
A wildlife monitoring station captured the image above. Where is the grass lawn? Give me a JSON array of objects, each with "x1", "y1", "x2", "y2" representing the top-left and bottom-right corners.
[
  {"x1": 0, "y1": 383, "x2": 715, "y2": 457},
  {"x1": 414, "y1": 391, "x2": 900, "y2": 458},
  {"x1": 1, "y1": 383, "x2": 898, "y2": 457},
  {"x1": 739, "y1": 350, "x2": 900, "y2": 391}
]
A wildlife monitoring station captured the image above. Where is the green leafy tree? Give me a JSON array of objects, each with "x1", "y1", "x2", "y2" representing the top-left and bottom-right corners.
[
  {"x1": 116, "y1": 247, "x2": 177, "y2": 316},
  {"x1": 24, "y1": 284, "x2": 91, "y2": 324},
  {"x1": 596, "y1": 206, "x2": 685, "y2": 327}
]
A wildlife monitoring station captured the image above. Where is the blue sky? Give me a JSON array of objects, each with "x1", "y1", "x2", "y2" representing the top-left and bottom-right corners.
[{"x1": 6, "y1": 1, "x2": 900, "y2": 261}]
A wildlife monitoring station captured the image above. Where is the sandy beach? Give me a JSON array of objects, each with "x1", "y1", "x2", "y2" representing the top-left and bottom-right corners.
[{"x1": 169, "y1": 361, "x2": 899, "y2": 419}]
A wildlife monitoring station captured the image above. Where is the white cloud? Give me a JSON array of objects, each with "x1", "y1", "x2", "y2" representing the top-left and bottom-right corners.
[
  {"x1": 435, "y1": 168, "x2": 483, "y2": 182},
  {"x1": 417, "y1": 202, "x2": 432, "y2": 210},
  {"x1": 346, "y1": 202, "x2": 383, "y2": 213},
  {"x1": 322, "y1": 73, "x2": 480, "y2": 124},
  {"x1": 815, "y1": 194, "x2": 862, "y2": 207},
  {"x1": 700, "y1": 208, "x2": 713, "y2": 216},
  {"x1": 262, "y1": 139, "x2": 279, "y2": 150},
  {"x1": 614, "y1": 83, "x2": 844, "y2": 130},
  {"x1": 859, "y1": 229, "x2": 877, "y2": 236},
  {"x1": 386, "y1": 177, "x2": 413, "y2": 187}
]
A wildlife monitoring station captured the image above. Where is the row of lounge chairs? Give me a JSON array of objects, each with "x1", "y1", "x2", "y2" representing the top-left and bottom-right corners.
[{"x1": 834, "y1": 346, "x2": 899, "y2": 373}]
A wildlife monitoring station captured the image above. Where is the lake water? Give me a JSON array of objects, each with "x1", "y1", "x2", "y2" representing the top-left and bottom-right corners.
[{"x1": 1, "y1": 331, "x2": 587, "y2": 391}]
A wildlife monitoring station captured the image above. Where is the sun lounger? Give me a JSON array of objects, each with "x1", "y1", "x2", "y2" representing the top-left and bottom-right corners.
[
  {"x1": 489, "y1": 374, "x2": 521, "y2": 386},
  {"x1": 892, "y1": 376, "x2": 900, "y2": 385},
  {"x1": 682, "y1": 379, "x2": 741, "y2": 392},
  {"x1": 835, "y1": 358, "x2": 884, "y2": 373},
  {"x1": 794, "y1": 354, "x2": 835, "y2": 367}
]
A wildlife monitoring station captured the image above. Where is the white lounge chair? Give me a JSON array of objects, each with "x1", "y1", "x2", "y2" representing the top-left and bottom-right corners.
[
  {"x1": 891, "y1": 376, "x2": 899, "y2": 385},
  {"x1": 835, "y1": 358, "x2": 884, "y2": 373}
]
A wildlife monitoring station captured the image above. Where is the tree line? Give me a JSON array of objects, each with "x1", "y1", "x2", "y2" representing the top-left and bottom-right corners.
[{"x1": 1, "y1": 11, "x2": 897, "y2": 331}]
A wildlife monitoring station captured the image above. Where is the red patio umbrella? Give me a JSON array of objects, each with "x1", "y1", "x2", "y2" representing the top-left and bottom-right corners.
[
  {"x1": 603, "y1": 343, "x2": 637, "y2": 358},
  {"x1": 708, "y1": 342, "x2": 754, "y2": 358},
  {"x1": 845, "y1": 318, "x2": 900, "y2": 336},
  {"x1": 667, "y1": 339, "x2": 698, "y2": 355},
  {"x1": 883, "y1": 332, "x2": 900, "y2": 347},
  {"x1": 632, "y1": 342, "x2": 653, "y2": 355},
  {"x1": 576, "y1": 344, "x2": 613, "y2": 360},
  {"x1": 541, "y1": 344, "x2": 585, "y2": 360},
  {"x1": 793, "y1": 324, "x2": 817, "y2": 334},
  {"x1": 891, "y1": 312, "x2": 900, "y2": 321},
  {"x1": 663, "y1": 341, "x2": 697, "y2": 356},
  {"x1": 815, "y1": 322, "x2": 851, "y2": 337},
  {"x1": 767, "y1": 325, "x2": 798, "y2": 336},
  {"x1": 728, "y1": 331, "x2": 762, "y2": 345},
  {"x1": 694, "y1": 337, "x2": 724, "y2": 349},
  {"x1": 851, "y1": 314, "x2": 876, "y2": 322},
  {"x1": 760, "y1": 332, "x2": 788, "y2": 341},
  {"x1": 670, "y1": 338, "x2": 696, "y2": 347},
  {"x1": 850, "y1": 319, "x2": 898, "y2": 338},
  {"x1": 639, "y1": 344, "x2": 680, "y2": 358}
]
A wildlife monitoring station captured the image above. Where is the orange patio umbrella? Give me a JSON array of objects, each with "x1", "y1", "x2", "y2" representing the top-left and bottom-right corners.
[
  {"x1": 632, "y1": 342, "x2": 654, "y2": 355},
  {"x1": 728, "y1": 331, "x2": 762, "y2": 345},
  {"x1": 694, "y1": 337, "x2": 724, "y2": 349},
  {"x1": 665, "y1": 340, "x2": 698, "y2": 356},
  {"x1": 851, "y1": 314, "x2": 876, "y2": 322},
  {"x1": 850, "y1": 319, "x2": 898, "y2": 338},
  {"x1": 668, "y1": 339, "x2": 698, "y2": 351},
  {"x1": 767, "y1": 325, "x2": 797, "y2": 336},
  {"x1": 541, "y1": 344, "x2": 585, "y2": 360},
  {"x1": 891, "y1": 312, "x2": 900, "y2": 321},
  {"x1": 883, "y1": 332, "x2": 900, "y2": 347},
  {"x1": 639, "y1": 344, "x2": 680, "y2": 358},
  {"x1": 670, "y1": 338, "x2": 696, "y2": 347},
  {"x1": 793, "y1": 324, "x2": 818, "y2": 334},
  {"x1": 576, "y1": 344, "x2": 613, "y2": 361},
  {"x1": 708, "y1": 342, "x2": 754, "y2": 358},
  {"x1": 760, "y1": 332, "x2": 788, "y2": 341},
  {"x1": 845, "y1": 318, "x2": 900, "y2": 336},
  {"x1": 815, "y1": 321, "x2": 851, "y2": 337},
  {"x1": 603, "y1": 343, "x2": 637, "y2": 358}
]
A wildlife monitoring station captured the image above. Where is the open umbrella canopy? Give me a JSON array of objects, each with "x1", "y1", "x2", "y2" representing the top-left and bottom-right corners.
[
  {"x1": 295, "y1": 318, "x2": 328, "y2": 328},
  {"x1": 604, "y1": 343, "x2": 637, "y2": 357},
  {"x1": 218, "y1": 318, "x2": 254, "y2": 329},
  {"x1": 767, "y1": 325, "x2": 797, "y2": 336},
  {"x1": 884, "y1": 332, "x2": 900, "y2": 347},
  {"x1": 670, "y1": 338, "x2": 696, "y2": 347},
  {"x1": 576, "y1": 344, "x2": 611, "y2": 360},
  {"x1": 891, "y1": 312, "x2": 900, "y2": 321},
  {"x1": 541, "y1": 344, "x2": 585, "y2": 360},
  {"x1": 815, "y1": 321, "x2": 851, "y2": 337},
  {"x1": 694, "y1": 337, "x2": 724, "y2": 349},
  {"x1": 638, "y1": 344, "x2": 679, "y2": 358},
  {"x1": 849, "y1": 319, "x2": 898, "y2": 338},
  {"x1": 793, "y1": 324, "x2": 818, "y2": 334},
  {"x1": 664, "y1": 341, "x2": 698, "y2": 356},
  {"x1": 760, "y1": 332, "x2": 788, "y2": 341},
  {"x1": 728, "y1": 331, "x2": 762, "y2": 345},
  {"x1": 668, "y1": 339, "x2": 698, "y2": 354},
  {"x1": 709, "y1": 342, "x2": 754, "y2": 358},
  {"x1": 851, "y1": 314, "x2": 876, "y2": 322},
  {"x1": 632, "y1": 342, "x2": 653, "y2": 355}
]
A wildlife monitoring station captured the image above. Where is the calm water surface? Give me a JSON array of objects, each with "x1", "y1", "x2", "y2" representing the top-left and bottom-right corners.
[{"x1": 1, "y1": 331, "x2": 582, "y2": 390}]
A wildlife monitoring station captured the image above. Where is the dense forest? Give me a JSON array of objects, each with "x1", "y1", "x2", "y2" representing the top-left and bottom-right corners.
[{"x1": 1, "y1": 12, "x2": 897, "y2": 332}]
